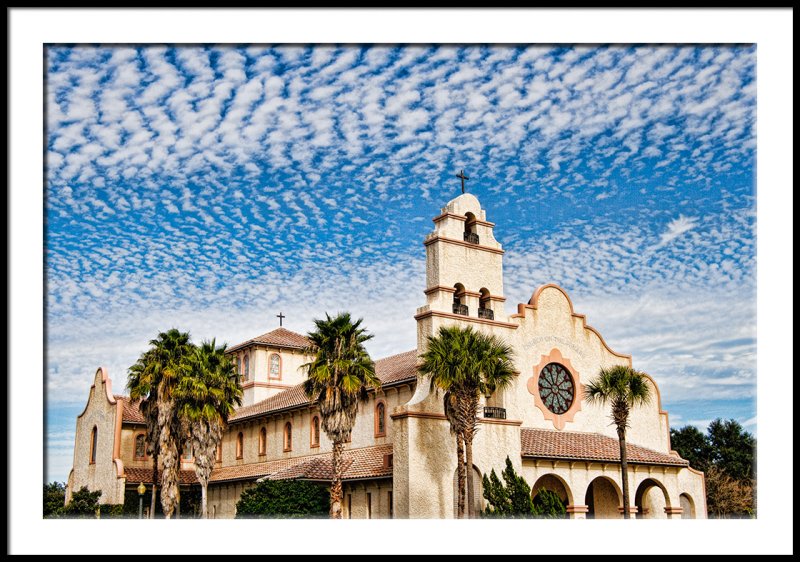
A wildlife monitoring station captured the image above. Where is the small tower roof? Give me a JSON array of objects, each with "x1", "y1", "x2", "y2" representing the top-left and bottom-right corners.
[{"x1": 228, "y1": 327, "x2": 310, "y2": 353}]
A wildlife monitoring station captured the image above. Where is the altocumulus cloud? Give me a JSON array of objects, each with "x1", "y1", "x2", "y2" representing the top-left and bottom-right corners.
[{"x1": 45, "y1": 45, "x2": 756, "y2": 481}]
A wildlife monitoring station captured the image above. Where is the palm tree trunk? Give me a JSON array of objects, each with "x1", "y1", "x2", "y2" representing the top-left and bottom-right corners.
[
  {"x1": 456, "y1": 432, "x2": 466, "y2": 518},
  {"x1": 201, "y1": 483, "x2": 208, "y2": 519},
  {"x1": 150, "y1": 451, "x2": 158, "y2": 519},
  {"x1": 618, "y1": 425, "x2": 630, "y2": 519},
  {"x1": 465, "y1": 436, "x2": 475, "y2": 518},
  {"x1": 330, "y1": 440, "x2": 344, "y2": 519}
]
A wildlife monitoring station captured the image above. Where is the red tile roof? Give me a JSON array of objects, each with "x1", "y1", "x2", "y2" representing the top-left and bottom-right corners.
[
  {"x1": 209, "y1": 444, "x2": 393, "y2": 483},
  {"x1": 124, "y1": 467, "x2": 198, "y2": 485},
  {"x1": 228, "y1": 327, "x2": 311, "y2": 353},
  {"x1": 229, "y1": 349, "x2": 418, "y2": 423},
  {"x1": 115, "y1": 395, "x2": 146, "y2": 425},
  {"x1": 520, "y1": 428, "x2": 688, "y2": 467}
]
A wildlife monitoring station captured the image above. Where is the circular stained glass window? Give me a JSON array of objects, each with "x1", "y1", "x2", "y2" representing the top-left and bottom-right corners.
[{"x1": 538, "y1": 362, "x2": 575, "y2": 415}]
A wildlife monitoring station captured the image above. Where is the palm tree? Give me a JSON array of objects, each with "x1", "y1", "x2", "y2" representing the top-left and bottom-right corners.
[
  {"x1": 419, "y1": 326, "x2": 515, "y2": 518},
  {"x1": 302, "y1": 313, "x2": 380, "y2": 519},
  {"x1": 443, "y1": 391, "x2": 466, "y2": 518},
  {"x1": 584, "y1": 365, "x2": 652, "y2": 519},
  {"x1": 127, "y1": 328, "x2": 193, "y2": 519},
  {"x1": 127, "y1": 352, "x2": 160, "y2": 518},
  {"x1": 176, "y1": 339, "x2": 243, "y2": 519}
]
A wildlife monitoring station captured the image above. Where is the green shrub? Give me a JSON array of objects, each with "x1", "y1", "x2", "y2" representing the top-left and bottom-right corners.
[
  {"x1": 43, "y1": 482, "x2": 67, "y2": 518},
  {"x1": 235, "y1": 479, "x2": 329, "y2": 518}
]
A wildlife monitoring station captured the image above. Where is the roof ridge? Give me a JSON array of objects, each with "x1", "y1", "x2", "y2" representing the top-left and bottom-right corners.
[{"x1": 375, "y1": 349, "x2": 417, "y2": 362}]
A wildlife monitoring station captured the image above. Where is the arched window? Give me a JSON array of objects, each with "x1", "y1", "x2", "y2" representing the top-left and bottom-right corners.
[
  {"x1": 311, "y1": 416, "x2": 320, "y2": 448},
  {"x1": 244, "y1": 353, "x2": 250, "y2": 381},
  {"x1": 269, "y1": 354, "x2": 282, "y2": 380},
  {"x1": 236, "y1": 432, "x2": 244, "y2": 459},
  {"x1": 478, "y1": 287, "x2": 494, "y2": 320},
  {"x1": 135, "y1": 434, "x2": 146, "y2": 460},
  {"x1": 375, "y1": 401, "x2": 387, "y2": 437},
  {"x1": 216, "y1": 442, "x2": 223, "y2": 463},
  {"x1": 464, "y1": 212, "x2": 479, "y2": 244},
  {"x1": 259, "y1": 427, "x2": 267, "y2": 455},
  {"x1": 284, "y1": 422, "x2": 292, "y2": 452},
  {"x1": 89, "y1": 426, "x2": 98, "y2": 464},
  {"x1": 182, "y1": 442, "x2": 193, "y2": 461},
  {"x1": 453, "y1": 283, "x2": 468, "y2": 316}
]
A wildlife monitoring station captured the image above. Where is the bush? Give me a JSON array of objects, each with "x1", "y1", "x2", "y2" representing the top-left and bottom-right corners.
[
  {"x1": 61, "y1": 486, "x2": 102, "y2": 518},
  {"x1": 532, "y1": 489, "x2": 567, "y2": 519},
  {"x1": 43, "y1": 482, "x2": 67, "y2": 518},
  {"x1": 235, "y1": 479, "x2": 329, "y2": 518},
  {"x1": 482, "y1": 457, "x2": 567, "y2": 519}
]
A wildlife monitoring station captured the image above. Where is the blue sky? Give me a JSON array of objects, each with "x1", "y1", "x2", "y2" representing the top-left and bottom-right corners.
[{"x1": 45, "y1": 44, "x2": 756, "y2": 483}]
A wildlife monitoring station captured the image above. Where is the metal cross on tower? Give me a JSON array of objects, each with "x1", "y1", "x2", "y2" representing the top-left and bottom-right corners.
[
  {"x1": 276, "y1": 312, "x2": 285, "y2": 327},
  {"x1": 456, "y1": 169, "x2": 469, "y2": 194}
]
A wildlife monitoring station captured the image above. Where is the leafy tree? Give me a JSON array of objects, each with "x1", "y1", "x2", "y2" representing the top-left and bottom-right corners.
[
  {"x1": 302, "y1": 312, "x2": 379, "y2": 519},
  {"x1": 705, "y1": 466, "x2": 755, "y2": 518},
  {"x1": 670, "y1": 425, "x2": 712, "y2": 472},
  {"x1": 585, "y1": 365, "x2": 652, "y2": 519},
  {"x1": 61, "y1": 486, "x2": 101, "y2": 518},
  {"x1": 670, "y1": 418, "x2": 757, "y2": 518},
  {"x1": 419, "y1": 326, "x2": 515, "y2": 518},
  {"x1": 176, "y1": 339, "x2": 242, "y2": 519},
  {"x1": 708, "y1": 419, "x2": 756, "y2": 481},
  {"x1": 235, "y1": 479, "x2": 330, "y2": 518},
  {"x1": 43, "y1": 481, "x2": 66, "y2": 518},
  {"x1": 127, "y1": 328, "x2": 194, "y2": 519}
]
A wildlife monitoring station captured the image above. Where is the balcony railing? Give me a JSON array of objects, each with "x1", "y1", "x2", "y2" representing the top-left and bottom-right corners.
[
  {"x1": 463, "y1": 231, "x2": 480, "y2": 244},
  {"x1": 452, "y1": 303, "x2": 469, "y2": 316},
  {"x1": 478, "y1": 307, "x2": 494, "y2": 320},
  {"x1": 483, "y1": 406, "x2": 507, "y2": 420}
]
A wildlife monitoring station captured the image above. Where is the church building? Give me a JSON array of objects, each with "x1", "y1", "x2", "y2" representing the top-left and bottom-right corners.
[{"x1": 66, "y1": 191, "x2": 707, "y2": 519}]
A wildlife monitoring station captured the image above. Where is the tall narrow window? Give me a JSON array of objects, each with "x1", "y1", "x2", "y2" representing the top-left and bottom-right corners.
[
  {"x1": 346, "y1": 494, "x2": 352, "y2": 519},
  {"x1": 259, "y1": 427, "x2": 267, "y2": 455},
  {"x1": 366, "y1": 492, "x2": 372, "y2": 519},
  {"x1": 284, "y1": 422, "x2": 292, "y2": 452},
  {"x1": 244, "y1": 353, "x2": 250, "y2": 381},
  {"x1": 269, "y1": 354, "x2": 281, "y2": 380},
  {"x1": 311, "y1": 416, "x2": 320, "y2": 448},
  {"x1": 135, "y1": 434, "x2": 146, "y2": 460},
  {"x1": 236, "y1": 432, "x2": 244, "y2": 459},
  {"x1": 388, "y1": 491, "x2": 394, "y2": 519},
  {"x1": 182, "y1": 443, "x2": 193, "y2": 461},
  {"x1": 89, "y1": 426, "x2": 98, "y2": 464},
  {"x1": 216, "y1": 442, "x2": 223, "y2": 463},
  {"x1": 375, "y1": 401, "x2": 386, "y2": 437}
]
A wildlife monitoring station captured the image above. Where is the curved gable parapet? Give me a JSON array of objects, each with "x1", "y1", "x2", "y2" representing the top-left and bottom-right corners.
[
  {"x1": 77, "y1": 367, "x2": 117, "y2": 419},
  {"x1": 443, "y1": 193, "x2": 484, "y2": 219},
  {"x1": 511, "y1": 283, "x2": 632, "y2": 362}
]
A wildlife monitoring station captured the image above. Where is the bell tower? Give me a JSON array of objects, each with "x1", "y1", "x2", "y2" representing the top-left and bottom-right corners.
[{"x1": 415, "y1": 192, "x2": 506, "y2": 326}]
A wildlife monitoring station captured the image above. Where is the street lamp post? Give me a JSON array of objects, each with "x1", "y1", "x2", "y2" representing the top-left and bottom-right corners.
[{"x1": 137, "y1": 482, "x2": 146, "y2": 519}]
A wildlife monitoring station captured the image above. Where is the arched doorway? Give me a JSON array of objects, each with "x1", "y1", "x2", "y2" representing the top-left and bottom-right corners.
[
  {"x1": 452, "y1": 465, "x2": 483, "y2": 518},
  {"x1": 679, "y1": 493, "x2": 696, "y2": 519},
  {"x1": 634, "y1": 478, "x2": 671, "y2": 519},
  {"x1": 585, "y1": 476, "x2": 622, "y2": 519},
  {"x1": 531, "y1": 474, "x2": 570, "y2": 519}
]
